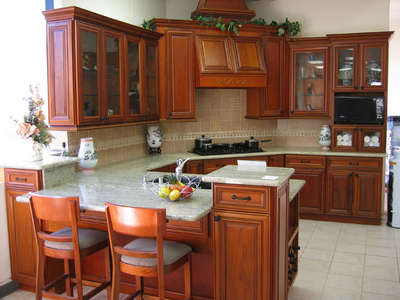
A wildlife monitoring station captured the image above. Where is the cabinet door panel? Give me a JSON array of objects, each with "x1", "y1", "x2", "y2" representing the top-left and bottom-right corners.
[
  {"x1": 291, "y1": 169, "x2": 325, "y2": 214},
  {"x1": 354, "y1": 172, "x2": 381, "y2": 218},
  {"x1": 333, "y1": 45, "x2": 358, "y2": 91},
  {"x1": 214, "y1": 211, "x2": 269, "y2": 300},
  {"x1": 196, "y1": 35, "x2": 234, "y2": 73},
  {"x1": 326, "y1": 170, "x2": 353, "y2": 215},
  {"x1": 145, "y1": 42, "x2": 160, "y2": 121},
  {"x1": 47, "y1": 20, "x2": 75, "y2": 126},
  {"x1": 360, "y1": 43, "x2": 387, "y2": 91},
  {"x1": 232, "y1": 37, "x2": 265, "y2": 73},
  {"x1": 77, "y1": 22, "x2": 102, "y2": 124},
  {"x1": 6, "y1": 190, "x2": 37, "y2": 287},
  {"x1": 167, "y1": 30, "x2": 195, "y2": 119},
  {"x1": 103, "y1": 30, "x2": 124, "y2": 122}
]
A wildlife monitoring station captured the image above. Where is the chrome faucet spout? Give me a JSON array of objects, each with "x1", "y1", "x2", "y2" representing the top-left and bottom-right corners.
[{"x1": 175, "y1": 158, "x2": 190, "y2": 181}]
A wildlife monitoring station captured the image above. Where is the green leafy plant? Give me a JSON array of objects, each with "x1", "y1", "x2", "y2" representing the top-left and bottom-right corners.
[
  {"x1": 265, "y1": 18, "x2": 301, "y2": 37},
  {"x1": 194, "y1": 16, "x2": 242, "y2": 35},
  {"x1": 141, "y1": 19, "x2": 155, "y2": 31}
]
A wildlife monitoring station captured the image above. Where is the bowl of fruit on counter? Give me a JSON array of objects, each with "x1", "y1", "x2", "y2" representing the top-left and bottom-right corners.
[{"x1": 152, "y1": 174, "x2": 201, "y2": 201}]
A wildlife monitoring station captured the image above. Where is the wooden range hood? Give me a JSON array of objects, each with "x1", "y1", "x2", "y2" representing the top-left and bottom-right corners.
[{"x1": 191, "y1": 0, "x2": 256, "y2": 21}]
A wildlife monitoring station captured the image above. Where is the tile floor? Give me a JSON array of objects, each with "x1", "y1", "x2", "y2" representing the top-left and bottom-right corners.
[{"x1": 3, "y1": 220, "x2": 400, "y2": 300}]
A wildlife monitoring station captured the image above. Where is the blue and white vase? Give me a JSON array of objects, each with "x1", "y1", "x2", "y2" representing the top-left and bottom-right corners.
[
  {"x1": 319, "y1": 125, "x2": 331, "y2": 151},
  {"x1": 78, "y1": 137, "x2": 98, "y2": 170}
]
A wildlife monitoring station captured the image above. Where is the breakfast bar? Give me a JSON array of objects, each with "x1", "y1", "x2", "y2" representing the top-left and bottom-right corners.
[{"x1": 9, "y1": 155, "x2": 304, "y2": 300}]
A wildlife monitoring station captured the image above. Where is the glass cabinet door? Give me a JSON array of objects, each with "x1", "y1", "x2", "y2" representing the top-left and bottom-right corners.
[
  {"x1": 104, "y1": 31, "x2": 123, "y2": 121},
  {"x1": 78, "y1": 23, "x2": 101, "y2": 123},
  {"x1": 291, "y1": 48, "x2": 328, "y2": 115},
  {"x1": 332, "y1": 127, "x2": 358, "y2": 152},
  {"x1": 126, "y1": 37, "x2": 143, "y2": 119},
  {"x1": 361, "y1": 44, "x2": 385, "y2": 90},
  {"x1": 145, "y1": 42, "x2": 159, "y2": 120},
  {"x1": 358, "y1": 127, "x2": 385, "y2": 152},
  {"x1": 334, "y1": 46, "x2": 356, "y2": 90}
]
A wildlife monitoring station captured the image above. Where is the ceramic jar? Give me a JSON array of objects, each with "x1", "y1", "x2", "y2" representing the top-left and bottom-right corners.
[
  {"x1": 78, "y1": 137, "x2": 98, "y2": 170},
  {"x1": 319, "y1": 125, "x2": 331, "y2": 151},
  {"x1": 146, "y1": 125, "x2": 162, "y2": 154}
]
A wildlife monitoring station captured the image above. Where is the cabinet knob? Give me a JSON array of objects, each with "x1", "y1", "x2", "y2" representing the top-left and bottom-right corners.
[
  {"x1": 214, "y1": 215, "x2": 221, "y2": 222},
  {"x1": 354, "y1": 85, "x2": 358, "y2": 89},
  {"x1": 355, "y1": 173, "x2": 359, "y2": 177},
  {"x1": 100, "y1": 116, "x2": 105, "y2": 121},
  {"x1": 290, "y1": 110, "x2": 294, "y2": 114},
  {"x1": 15, "y1": 177, "x2": 27, "y2": 182},
  {"x1": 361, "y1": 86, "x2": 364, "y2": 90}
]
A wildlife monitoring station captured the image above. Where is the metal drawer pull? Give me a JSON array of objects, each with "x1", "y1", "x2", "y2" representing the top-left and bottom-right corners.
[
  {"x1": 300, "y1": 160, "x2": 311, "y2": 163},
  {"x1": 231, "y1": 195, "x2": 251, "y2": 201},
  {"x1": 214, "y1": 215, "x2": 221, "y2": 222},
  {"x1": 15, "y1": 177, "x2": 27, "y2": 182}
]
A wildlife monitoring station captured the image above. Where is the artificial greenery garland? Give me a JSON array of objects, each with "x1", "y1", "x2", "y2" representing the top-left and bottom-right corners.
[{"x1": 141, "y1": 16, "x2": 301, "y2": 37}]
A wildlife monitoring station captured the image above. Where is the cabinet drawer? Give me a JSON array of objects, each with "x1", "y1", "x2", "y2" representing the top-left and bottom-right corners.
[
  {"x1": 285, "y1": 155, "x2": 325, "y2": 169},
  {"x1": 203, "y1": 158, "x2": 237, "y2": 174},
  {"x1": 214, "y1": 184, "x2": 269, "y2": 212},
  {"x1": 327, "y1": 157, "x2": 382, "y2": 170},
  {"x1": 5, "y1": 168, "x2": 42, "y2": 190}
]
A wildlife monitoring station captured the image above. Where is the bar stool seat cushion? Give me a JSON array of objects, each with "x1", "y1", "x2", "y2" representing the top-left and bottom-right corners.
[
  {"x1": 121, "y1": 238, "x2": 191, "y2": 267},
  {"x1": 45, "y1": 227, "x2": 107, "y2": 250}
]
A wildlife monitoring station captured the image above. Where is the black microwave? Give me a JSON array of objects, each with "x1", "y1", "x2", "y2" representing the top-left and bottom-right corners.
[{"x1": 334, "y1": 94, "x2": 384, "y2": 125}]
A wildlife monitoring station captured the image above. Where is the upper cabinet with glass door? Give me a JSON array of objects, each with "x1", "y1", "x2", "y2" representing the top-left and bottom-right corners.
[
  {"x1": 289, "y1": 43, "x2": 329, "y2": 117},
  {"x1": 43, "y1": 7, "x2": 162, "y2": 130},
  {"x1": 330, "y1": 32, "x2": 392, "y2": 92}
]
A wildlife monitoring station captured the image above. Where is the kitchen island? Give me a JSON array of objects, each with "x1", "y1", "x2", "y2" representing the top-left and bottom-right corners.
[{"x1": 9, "y1": 156, "x2": 303, "y2": 300}]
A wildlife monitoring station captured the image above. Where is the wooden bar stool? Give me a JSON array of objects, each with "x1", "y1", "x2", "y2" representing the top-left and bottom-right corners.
[
  {"x1": 105, "y1": 202, "x2": 192, "y2": 300},
  {"x1": 28, "y1": 193, "x2": 111, "y2": 300}
]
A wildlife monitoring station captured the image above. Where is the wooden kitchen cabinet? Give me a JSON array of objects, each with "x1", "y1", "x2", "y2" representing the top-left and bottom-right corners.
[
  {"x1": 246, "y1": 36, "x2": 286, "y2": 119},
  {"x1": 329, "y1": 32, "x2": 392, "y2": 92},
  {"x1": 288, "y1": 41, "x2": 329, "y2": 117},
  {"x1": 285, "y1": 155, "x2": 326, "y2": 216},
  {"x1": 326, "y1": 157, "x2": 382, "y2": 224},
  {"x1": 213, "y1": 182, "x2": 290, "y2": 300},
  {"x1": 214, "y1": 211, "x2": 270, "y2": 300},
  {"x1": 331, "y1": 125, "x2": 386, "y2": 153},
  {"x1": 43, "y1": 7, "x2": 161, "y2": 129},
  {"x1": 183, "y1": 159, "x2": 204, "y2": 174}
]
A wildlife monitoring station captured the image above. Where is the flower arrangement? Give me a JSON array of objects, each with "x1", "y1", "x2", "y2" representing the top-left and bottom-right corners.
[{"x1": 14, "y1": 85, "x2": 53, "y2": 146}]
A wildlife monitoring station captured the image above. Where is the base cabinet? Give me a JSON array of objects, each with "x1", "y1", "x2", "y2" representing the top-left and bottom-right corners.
[
  {"x1": 214, "y1": 211, "x2": 270, "y2": 300},
  {"x1": 326, "y1": 170, "x2": 353, "y2": 216}
]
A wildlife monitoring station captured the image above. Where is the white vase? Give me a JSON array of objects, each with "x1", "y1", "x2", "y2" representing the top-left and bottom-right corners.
[
  {"x1": 78, "y1": 137, "x2": 98, "y2": 170},
  {"x1": 31, "y1": 142, "x2": 43, "y2": 161},
  {"x1": 319, "y1": 125, "x2": 331, "y2": 151}
]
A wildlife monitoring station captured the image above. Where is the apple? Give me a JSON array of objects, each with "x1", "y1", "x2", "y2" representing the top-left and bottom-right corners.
[{"x1": 180, "y1": 185, "x2": 193, "y2": 198}]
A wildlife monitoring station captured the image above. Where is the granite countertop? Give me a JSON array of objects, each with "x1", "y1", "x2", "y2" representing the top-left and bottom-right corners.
[
  {"x1": 202, "y1": 165, "x2": 295, "y2": 187},
  {"x1": 0, "y1": 155, "x2": 79, "y2": 170},
  {"x1": 289, "y1": 179, "x2": 305, "y2": 201},
  {"x1": 17, "y1": 159, "x2": 213, "y2": 222}
]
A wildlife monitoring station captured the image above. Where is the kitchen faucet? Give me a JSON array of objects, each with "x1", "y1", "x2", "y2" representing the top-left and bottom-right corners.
[{"x1": 175, "y1": 158, "x2": 190, "y2": 181}]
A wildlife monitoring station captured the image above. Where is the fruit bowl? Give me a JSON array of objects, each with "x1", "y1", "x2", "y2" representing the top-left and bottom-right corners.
[{"x1": 149, "y1": 174, "x2": 201, "y2": 201}]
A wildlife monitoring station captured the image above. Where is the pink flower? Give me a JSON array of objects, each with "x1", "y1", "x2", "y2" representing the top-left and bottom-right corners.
[{"x1": 16, "y1": 123, "x2": 37, "y2": 139}]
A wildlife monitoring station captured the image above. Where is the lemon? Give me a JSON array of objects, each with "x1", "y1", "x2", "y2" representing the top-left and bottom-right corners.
[
  {"x1": 177, "y1": 180, "x2": 185, "y2": 187},
  {"x1": 169, "y1": 189, "x2": 181, "y2": 201},
  {"x1": 159, "y1": 186, "x2": 170, "y2": 198}
]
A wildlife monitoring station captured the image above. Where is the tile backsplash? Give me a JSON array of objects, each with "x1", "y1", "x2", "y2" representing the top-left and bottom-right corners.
[{"x1": 54, "y1": 89, "x2": 329, "y2": 166}]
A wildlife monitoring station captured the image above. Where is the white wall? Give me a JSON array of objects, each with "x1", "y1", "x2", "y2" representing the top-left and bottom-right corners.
[
  {"x1": 389, "y1": 0, "x2": 400, "y2": 116},
  {"x1": 247, "y1": 0, "x2": 390, "y2": 36},
  {"x1": 165, "y1": 0, "x2": 197, "y2": 20},
  {"x1": 56, "y1": 0, "x2": 166, "y2": 26}
]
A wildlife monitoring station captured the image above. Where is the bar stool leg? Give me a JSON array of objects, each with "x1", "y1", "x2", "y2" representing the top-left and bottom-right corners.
[
  {"x1": 184, "y1": 254, "x2": 192, "y2": 300},
  {"x1": 136, "y1": 276, "x2": 143, "y2": 300},
  {"x1": 111, "y1": 253, "x2": 121, "y2": 300},
  {"x1": 64, "y1": 259, "x2": 73, "y2": 296},
  {"x1": 36, "y1": 244, "x2": 45, "y2": 300},
  {"x1": 74, "y1": 259, "x2": 84, "y2": 300},
  {"x1": 105, "y1": 247, "x2": 111, "y2": 298}
]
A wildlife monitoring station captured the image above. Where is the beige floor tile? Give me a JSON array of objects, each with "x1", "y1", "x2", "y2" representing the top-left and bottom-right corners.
[
  {"x1": 307, "y1": 238, "x2": 337, "y2": 251},
  {"x1": 322, "y1": 287, "x2": 361, "y2": 300},
  {"x1": 364, "y1": 265, "x2": 399, "y2": 281},
  {"x1": 366, "y1": 237, "x2": 395, "y2": 248},
  {"x1": 329, "y1": 262, "x2": 364, "y2": 277},
  {"x1": 325, "y1": 274, "x2": 362, "y2": 292},
  {"x1": 333, "y1": 252, "x2": 365, "y2": 265},
  {"x1": 295, "y1": 270, "x2": 327, "y2": 291},
  {"x1": 336, "y1": 242, "x2": 366, "y2": 254},
  {"x1": 361, "y1": 293, "x2": 400, "y2": 300},
  {"x1": 363, "y1": 278, "x2": 400, "y2": 296},
  {"x1": 366, "y1": 245, "x2": 397, "y2": 257},
  {"x1": 338, "y1": 234, "x2": 367, "y2": 245},
  {"x1": 2, "y1": 290, "x2": 35, "y2": 300},
  {"x1": 302, "y1": 248, "x2": 334, "y2": 262},
  {"x1": 365, "y1": 255, "x2": 397, "y2": 267},
  {"x1": 288, "y1": 286, "x2": 322, "y2": 300},
  {"x1": 300, "y1": 257, "x2": 331, "y2": 273}
]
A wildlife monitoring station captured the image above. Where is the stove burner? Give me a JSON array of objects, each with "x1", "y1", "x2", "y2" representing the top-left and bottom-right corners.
[{"x1": 191, "y1": 142, "x2": 263, "y2": 156}]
